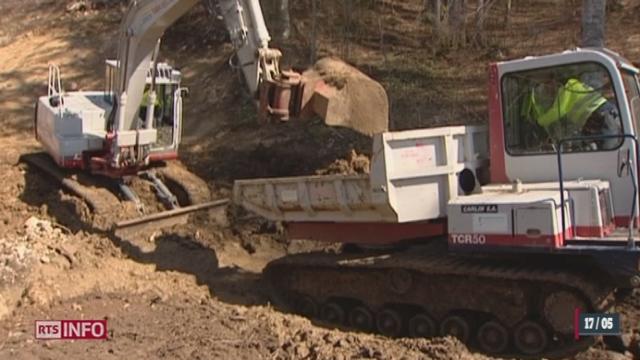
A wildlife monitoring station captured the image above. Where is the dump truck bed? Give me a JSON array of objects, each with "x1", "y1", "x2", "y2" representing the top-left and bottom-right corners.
[{"x1": 233, "y1": 126, "x2": 488, "y2": 223}]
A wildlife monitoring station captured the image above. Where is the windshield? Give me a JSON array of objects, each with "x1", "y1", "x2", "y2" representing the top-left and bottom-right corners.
[
  {"x1": 502, "y1": 62, "x2": 623, "y2": 154},
  {"x1": 622, "y1": 71, "x2": 640, "y2": 135}
]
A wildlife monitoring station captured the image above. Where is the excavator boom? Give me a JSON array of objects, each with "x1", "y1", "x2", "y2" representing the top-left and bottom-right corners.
[{"x1": 108, "y1": 0, "x2": 389, "y2": 172}]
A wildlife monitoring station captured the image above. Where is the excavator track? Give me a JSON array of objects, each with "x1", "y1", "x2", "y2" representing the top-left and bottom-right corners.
[
  {"x1": 156, "y1": 161, "x2": 211, "y2": 205},
  {"x1": 264, "y1": 240, "x2": 614, "y2": 358},
  {"x1": 20, "y1": 152, "x2": 123, "y2": 231},
  {"x1": 20, "y1": 152, "x2": 225, "y2": 234}
]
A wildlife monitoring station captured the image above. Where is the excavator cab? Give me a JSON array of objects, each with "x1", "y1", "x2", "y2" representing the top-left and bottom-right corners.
[{"x1": 106, "y1": 60, "x2": 184, "y2": 153}]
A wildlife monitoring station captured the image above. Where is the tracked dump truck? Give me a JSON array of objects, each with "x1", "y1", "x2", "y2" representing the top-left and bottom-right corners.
[
  {"x1": 25, "y1": 0, "x2": 388, "y2": 234},
  {"x1": 234, "y1": 48, "x2": 640, "y2": 357}
]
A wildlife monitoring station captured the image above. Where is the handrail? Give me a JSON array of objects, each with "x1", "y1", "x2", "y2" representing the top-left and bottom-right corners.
[
  {"x1": 47, "y1": 64, "x2": 64, "y2": 116},
  {"x1": 555, "y1": 134, "x2": 639, "y2": 248}
]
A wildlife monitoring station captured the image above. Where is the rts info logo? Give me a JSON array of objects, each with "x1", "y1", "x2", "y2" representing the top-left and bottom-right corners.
[{"x1": 35, "y1": 320, "x2": 108, "y2": 340}]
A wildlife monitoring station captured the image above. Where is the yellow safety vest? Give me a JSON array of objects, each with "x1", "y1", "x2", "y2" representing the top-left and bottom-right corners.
[
  {"x1": 142, "y1": 87, "x2": 162, "y2": 107},
  {"x1": 524, "y1": 78, "x2": 607, "y2": 129}
]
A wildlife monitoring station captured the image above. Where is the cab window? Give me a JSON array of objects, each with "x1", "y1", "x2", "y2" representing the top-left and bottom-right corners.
[
  {"x1": 622, "y1": 71, "x2": 640, "y2": 134},
  {"x1": 502, "y1": 62, "x2": 623, "y2": 154}
]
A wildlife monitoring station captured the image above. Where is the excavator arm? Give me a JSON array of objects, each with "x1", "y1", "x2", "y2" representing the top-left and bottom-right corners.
[{"x1": 109, "y1": 0, "x2": 389, "y2": 170}]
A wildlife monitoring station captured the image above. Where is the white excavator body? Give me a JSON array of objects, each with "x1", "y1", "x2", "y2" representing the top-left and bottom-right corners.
[{"x1": 36, "y1": 61, "x2": 184, "y2": 169}]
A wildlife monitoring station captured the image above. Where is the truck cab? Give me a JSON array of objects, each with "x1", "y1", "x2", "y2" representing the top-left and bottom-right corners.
[
  {"x1": 489, "y1": 48, "x2": 640, "y2": 230},
  {"x1": 447, "y1": 49, "x2": 640, "y2": 257}
]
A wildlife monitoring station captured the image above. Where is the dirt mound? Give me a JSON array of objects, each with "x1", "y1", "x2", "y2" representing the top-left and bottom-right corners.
[
  {"x1": 0, "y1": 216, "x2": 75, "y2": 290},
  {"x1": 316, "y1": 149, "x2": 370, "y2": 175}
]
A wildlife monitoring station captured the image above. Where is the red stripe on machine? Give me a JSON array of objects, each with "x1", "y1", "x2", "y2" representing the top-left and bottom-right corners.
[
  {"x1": 286, "y1": 220, "x2": 447, "y2": 245},
  {"x1": 62, "y1": 157, "x2": 84, "y2": 169},
  {"x1": 613, "y1": 216, "x2": 640, "y2": 228},
  {"x1": 488, "y1": 63, "x2": 508, "y2": 183},
  {"x1": 575, "y1": 224, "x2": 613, "y2": 237},
  {"x1": 449, "y1": 228, "x2": 573, "y2": 248},
  {"x1": 148, "y1": 151, "x2": 178, "y2": 162}
]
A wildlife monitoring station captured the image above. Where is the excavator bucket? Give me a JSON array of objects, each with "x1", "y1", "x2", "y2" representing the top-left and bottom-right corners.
[
  {"x1": 299, "y1": 58, "x2": 389, "y2": 136},
  {"x1": 259, "y1": 58, "x2": 388, "y2": 136}
]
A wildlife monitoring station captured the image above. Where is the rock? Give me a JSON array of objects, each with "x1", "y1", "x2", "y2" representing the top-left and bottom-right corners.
[
  {"x1": 295, "y1": 344, "x2": 310, "y2": 358},
  {"x1": 233, "y1": 307, "x2": 247, "y2": 316},
  {"x1": 575, "y1": 349, "x2": 632, "y2": 360},
  {"x1": 621, "y1": 333, "x2": 634, "y2": 349},
  {"x1": 51, "y1": 253, "x2": 73, "y2": 269},
  {"x1": 22, "y1": 282, "x2": 56, "y2": 306},
  {"x1": 0, "y1": 295, "x2": 9, "y2": 321},
  {"x1": 14, "y1": 244, "x2": 29, "y2": 261},
  {"x1": 629, "y1": 335, "x2": 640, "y2": 358},
  {"x1": 323, "y1": 333, "x2": 338, "y2": 344},
  {"x1": 66, "y1": 1, "x2": 87, "y2": 12},
  {"x1": 39, "y1": 255, "x2": 50, "y2": 264},
  {"x1": 336, "y1": 338, "x2": 350, "y2": 348},
  {"x1": 604, "y1": 335, "x2": 631, "y2": 354}
]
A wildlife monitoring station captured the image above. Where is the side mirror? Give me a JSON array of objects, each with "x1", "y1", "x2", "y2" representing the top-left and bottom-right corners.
[
  {"x1": 617, "y1": 148, "x2": 631, "y2": 177},
  {"x1": 179, "y1": 87, "x2": 189, "y2": 99}
]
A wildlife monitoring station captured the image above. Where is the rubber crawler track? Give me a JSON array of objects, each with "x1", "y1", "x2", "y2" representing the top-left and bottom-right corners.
[
  {"x1": 157, "y1": 161, "x2": 211, "y2": 205},
  {"x1": 265, "y1": 241, "x2": 613, "y2": 358}
]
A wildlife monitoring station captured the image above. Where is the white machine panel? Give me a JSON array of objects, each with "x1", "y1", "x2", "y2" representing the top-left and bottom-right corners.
[
  {"x1": 37, "y1": 91, "x2": 111, "y2": 164},
  {"x1": 482, "y1": 180, "x2": 613, "y2": 237},
  {"x1": 448, "y1": 190, "x2": 572, "y2": 248},
  {"x1": 473, "y1": 213, "x2": 509, "y2": 233}
]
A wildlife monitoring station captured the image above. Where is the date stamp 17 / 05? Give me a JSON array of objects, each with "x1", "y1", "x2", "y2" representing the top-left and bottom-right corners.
[{"x1": 574, "y1": 308, "x2": 621, "y2": 339}]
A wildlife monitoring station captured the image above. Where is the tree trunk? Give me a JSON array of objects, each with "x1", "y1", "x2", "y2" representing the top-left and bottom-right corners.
[
  {"x1": 343, "y1": 0, "x2": 353, "y2": 59},
  {"x1": 581, "y1": 0, "x2": 606, "y2": 47},
  {"x1": 310, "y1": 0, "x2": 317, "y2": 64},
  {"x1": 427, "y1": 0, "x2": 442, "y2": 31},
  {"x1": 504, "y1": 0, "x2": 512, "y2": 27},
  {"x1": 475, "y1": 0, "x2": 485, "y2": 45},
  {"x1": 278, "y1": 0, "x2": 290, "y2": 40},
  {"x1": 449, "y1": 0, "x2": 467, "y2": 48}
]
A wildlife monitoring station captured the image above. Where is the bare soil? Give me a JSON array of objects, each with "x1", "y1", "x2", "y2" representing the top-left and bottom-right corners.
[{"x1": 1, "y1": 1, "x2": 640, "y2": 359}]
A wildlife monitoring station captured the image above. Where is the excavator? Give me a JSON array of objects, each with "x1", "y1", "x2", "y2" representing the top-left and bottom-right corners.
[
  {"x1": 24, "y1": 0, "x2": 389, "y2": 233},
  {"x1": 233, "y1": 48, "x2": 640, "y2": 358}
]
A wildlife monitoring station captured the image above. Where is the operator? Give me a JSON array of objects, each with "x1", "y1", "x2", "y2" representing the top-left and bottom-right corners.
[
  {"x1": 139, "y1": 85, "x2": 165, "y2": 126},
  {"x1": 523, "y1": 77, "x2": 621, "y2": 150}
]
